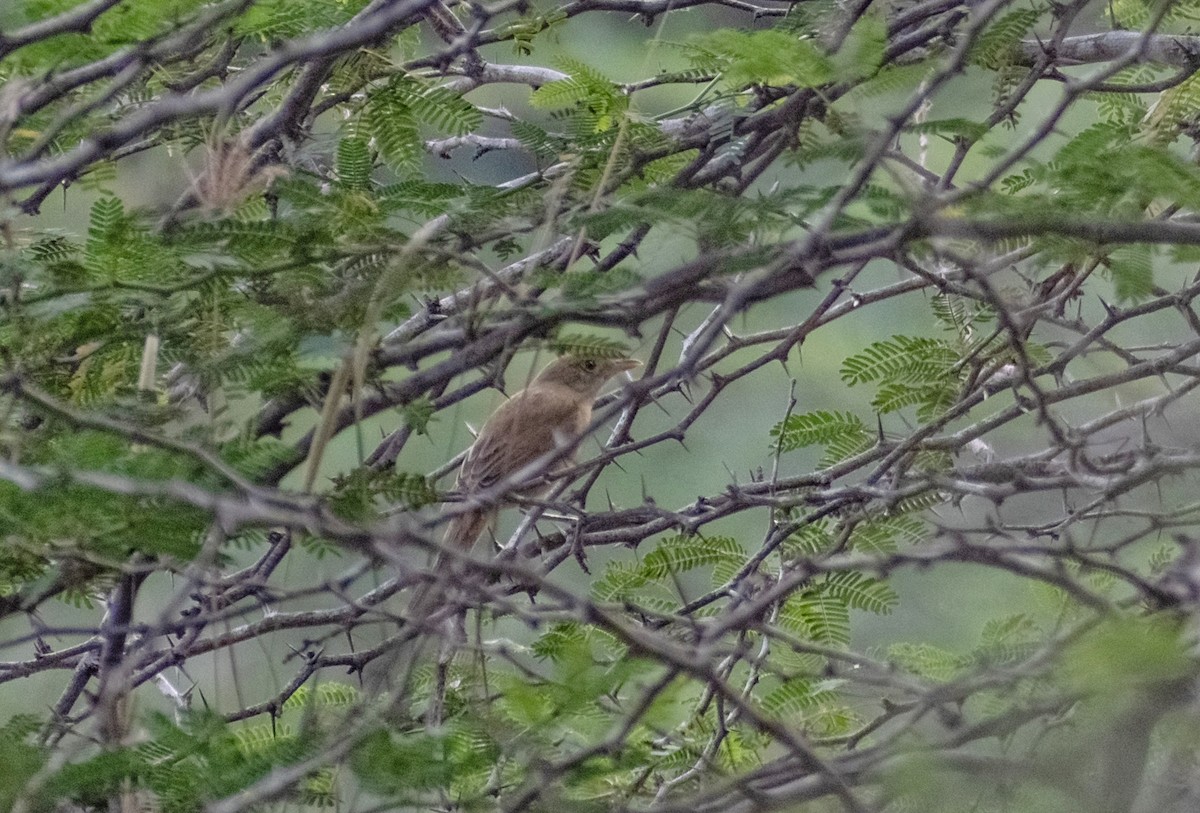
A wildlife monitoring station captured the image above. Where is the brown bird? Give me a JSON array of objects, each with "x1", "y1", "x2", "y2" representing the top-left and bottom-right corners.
[
  {"x1": 374, "y1": 354, "x2": 640, "y2": 713},
  {"x1": 443, "y1": 353, "x2": 642, "y2": 552}
]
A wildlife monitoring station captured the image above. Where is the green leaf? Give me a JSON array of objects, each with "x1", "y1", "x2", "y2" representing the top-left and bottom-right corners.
[
  {"x1": 852, "y1": 61, "x2": 935, "y2": 98},
  {"x1": 593, "y1": 561, "x2": 649, "y2": 602},
  {"x1": 392, "y1": 80, "x2": 482, "y2": 136},
  {"x1": 639, "y1": 535, "x2": 744, "y2": 579},
  {"x1": 336, "y1": 136, "x2": 372, "y2": 190},
  {"x1": 840, "y1": 336, "x2": 958, "y2": 386},
  {"x1": 221, "y1": 437, "x2": 297, "y2": 479},
  {"x1": 548, "y1": 333, "x2": 632, "y2": 359},
  {"x1": 833, "y1": 13, "x2": 886, "y2": 81},
  {"x1": 281, "y1": 681, "x2": 359, "y2": 712},
  {"x1": 783, "y1": 519, "x2": 834, "y2": 558},
  {"x1": 558, "y1": 266, "x2": 642, "y2": 301},
  {"x1": 968, "y1": 6, "x2": 1044, "y2": 69},
  {"x1": 87, "y1": 196, "x2": 125, "y2": 246},
  {"x1": 1149, "y1": 544, "x2": 1175, "y2": 575},
  {"x1": 888, "y1": 642, "x2": 965, "y2": 680},
  {"x1": 532, "y1": 621, "x2": 589, "y2": 661},
  {"x1": 761, "y1": 678, "x2": 840, "y2": 717},
  {"x1": 530, "y1": 58, "x2": 618, "y2": 110},
  {"x1": 779, "y1": 589, "x2": 850, "y2": 647},
  {"x1": 510, "y1": 119, "x2": 562, "y2": 159},
  {"x1": 770, "y1": 411, "x2": 867, "y2": 453},
  {"x1": 821, "y1": 572, "x2": 897, "y2": 615},
  {"x1": 848, "y1": 516, "x2": 927, "y2": 553},
  {"x1": 328, "y1": 468, "x2": 436, "y2": 520},
  {"x1": 0, "y1": 715, "x2": 46, "y2": 811},
  {"x1": 366, "y1": 91, "x2": 420, "y2": 172},
  {"x1": 402, "y1": 396, "x2": 436, "y2": 435},
  {"x1": 1142, "y1": 71, "x2": 1200, "y2": 144},
  {"x1": 351, "y1": 728, "x2": 458, "y2": 793},
  {"x1": 690, "y1": 29, "x2": 834, "y2": 89},
  {"x1": 818, "y1": 429, "x2": 875, "y2": 469},
  {"x1": 967, "y1": 613, "x2": 1043, "y2": 668},
  {"x1": 378, "y1": 180, "x2": 463, "y2": 216},
  {"x1": 1106, "y1": 244, "x2": 1155, "y2": 303}
]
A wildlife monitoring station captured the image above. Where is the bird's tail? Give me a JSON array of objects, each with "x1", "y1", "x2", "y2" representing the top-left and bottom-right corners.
[
  {"x1": 442, "y1": 506, "x2": 496, "y2": 552},
  {"x1": 404, "y1": 506, "x2": 496, "y2": 621},
  {"x1": 363, "y1": 506, "x2": 498, "y2": 704}
]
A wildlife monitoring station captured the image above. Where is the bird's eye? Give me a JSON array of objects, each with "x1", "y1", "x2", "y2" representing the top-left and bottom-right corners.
[{"x1": 584, "y1": 359, "x2": 597, "y2": 371}]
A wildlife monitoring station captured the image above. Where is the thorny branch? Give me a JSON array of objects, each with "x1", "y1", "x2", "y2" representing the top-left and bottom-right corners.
[{"x1": 7, "y1": 0, "x2": 1200, "y2": 812}]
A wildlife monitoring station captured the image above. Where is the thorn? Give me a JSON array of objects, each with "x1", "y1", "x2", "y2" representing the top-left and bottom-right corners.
[{"x1": 572, "y1": 528, "x2": 591, "y2": 574}]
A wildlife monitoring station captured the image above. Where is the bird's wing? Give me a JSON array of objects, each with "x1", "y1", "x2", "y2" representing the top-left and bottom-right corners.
[{"x1": 458, "y1": 384, "x2": 587, "y2": 493}]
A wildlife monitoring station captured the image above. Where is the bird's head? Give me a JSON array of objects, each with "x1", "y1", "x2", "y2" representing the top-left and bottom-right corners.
[{"x1": 534, "y1": 354, "x2": 641, "y2": 397}]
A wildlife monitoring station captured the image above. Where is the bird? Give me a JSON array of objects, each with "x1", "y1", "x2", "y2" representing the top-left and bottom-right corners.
[
  {"x1": 399, "y1": 353, "x2": 641, "y2": 630},
  {"x1": 441, "y1": 353, "x2": 642, "y2": 554},
  {"x1": 376, "y1": 353, "x2": 640, "y2": 715}
]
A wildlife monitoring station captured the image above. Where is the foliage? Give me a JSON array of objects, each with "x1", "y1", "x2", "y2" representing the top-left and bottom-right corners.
[{"x1": 3, "y1": 1, "x2": 1200, "y2": 812}]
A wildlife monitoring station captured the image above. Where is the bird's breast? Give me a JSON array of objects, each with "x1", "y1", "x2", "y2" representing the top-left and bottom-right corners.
[{"x1": 553, "y1": 404, "x2": 592, "y2": 447}]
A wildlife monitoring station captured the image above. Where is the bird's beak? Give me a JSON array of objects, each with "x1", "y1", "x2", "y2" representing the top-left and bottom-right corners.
[{"x1": 613, "y1": 358, "x2": 642, "y2": 373}]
